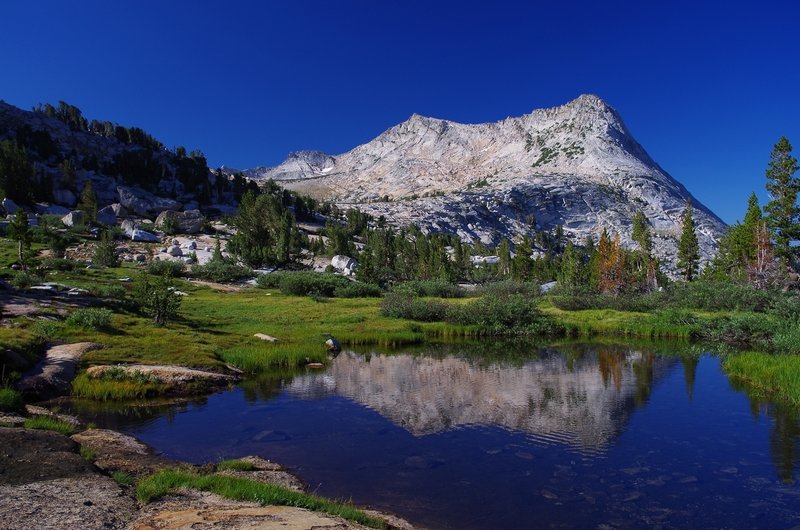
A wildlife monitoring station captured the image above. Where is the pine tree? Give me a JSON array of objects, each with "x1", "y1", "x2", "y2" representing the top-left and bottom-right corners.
[
  {"x1": 78, "y1": 181, "x2": 98, "y2": 223},
  {"x1": 764, "y1": 136, "x2": 799, "y2": 264},
  {"x1": 631, "y1": 211, "x2": 652, "y2": 256},
  {"x1": 8, "y1": 209, "x2": 32, "y2": 270},
  {"x1": 497, "y1": 239, "x2": 512, "y2": 278},
  {"x1": 558, "y1": 241, "x2": 582, "y2": 289},
  {"x1": 677, "y1": 200, "x2": 700, "y2": 281}
]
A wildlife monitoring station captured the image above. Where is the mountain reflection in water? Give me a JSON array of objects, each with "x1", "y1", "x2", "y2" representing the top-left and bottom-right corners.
[{"x1": 285, "y1": 347, "x2": 675, "y2": 452}]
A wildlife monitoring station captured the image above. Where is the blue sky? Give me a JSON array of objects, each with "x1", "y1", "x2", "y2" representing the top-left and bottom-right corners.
[{"x1": 2, "y1": 0, "x2": 798, "y2": 224}]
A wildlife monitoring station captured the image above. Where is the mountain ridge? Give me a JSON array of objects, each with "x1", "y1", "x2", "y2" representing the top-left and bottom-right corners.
[{"x1": 242, "y1": 95, "x2": 725, "y2": 274}]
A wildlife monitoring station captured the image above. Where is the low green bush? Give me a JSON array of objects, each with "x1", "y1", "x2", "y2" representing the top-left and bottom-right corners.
[
  {"x1": 380, "y1": 293, "x2": 449, "y2": 322},
  {"x1": 30, "y1": 319, "x2": 64, "y2": 340},
  {"x1": 667, "y1": 281, "x2": 780, "y2": 312},
  {"x1": 257, "y1": 271, "x2": 350, "y2": 297},
  {"x1": 333, "y1": 282, "x2": 383, "y2": 298},
  {"x1": 147, "y1": 260, "x2": 186, "y2": 278},
  {"x1": 66, "y1": 308, "x2": 113, "y2": 330},
  {"x1": 10, "y1": 271, "x2": 42, "y2": 289},
  {"x1": 391, "y1": 279, "x2": 465, "y2": 298},
  {"x1": 700, "y1": 313, "x2": 778, "y2": 348},
  {"x1": 192, "y1": 259, "x2": 252, "y2": 283},
  {"x1": 112, "y1": 471, "x2": 135, "y2": 486},
  {"x1": 0, "y1": 387, "x2": 24, "y2": 412},
  {"x1": 478, "y1": 280, "x2": 540, "y2": 298}
]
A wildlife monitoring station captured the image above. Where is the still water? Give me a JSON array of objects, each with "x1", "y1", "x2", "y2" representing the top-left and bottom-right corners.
[{"x1": 72, "y1": 343, "x2": 800, "y2": 529}]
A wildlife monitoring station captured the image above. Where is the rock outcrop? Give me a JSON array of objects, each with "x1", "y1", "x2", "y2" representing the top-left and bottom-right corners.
[
  {"x1": 246, "y1": 95, "x2": 726, "y2": 275},
  {"x1": 155, "y1": 209, "x2": 206, "y2": 234}
]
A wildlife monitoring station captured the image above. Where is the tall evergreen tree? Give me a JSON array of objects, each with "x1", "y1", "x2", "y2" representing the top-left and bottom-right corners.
[
  {"x1": 631, "y1": 211, "x2": 653, "y2": 256},
  {"x1": 497, "y1": 239, "x2": 512, "y2": 278},
  {"x1": 78, "y1": 181, "x2": 98, "y2": 223},
  {"x1": 558, "y1": 241, "x2": 582, "y2": 289},
  {"x1": 677, "y1": 200, "x2": 700, "y2": 281},
  {"x1": 8, "y1": 209, "x2": 32, "y2": 270},
  {"x1": 764, "y1": 136, "x2": 799, "y2": 264}
]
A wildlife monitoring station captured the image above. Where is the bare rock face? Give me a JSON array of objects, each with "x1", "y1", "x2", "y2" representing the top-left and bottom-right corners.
[
  {"x1": 155, "y1": 209, "x2": 206, "y2": 234},
  {"x1": 331, "y1": 254, "x2": 358, "y2": 276},
  {"x1": 246, "y1": 95, "x2": 726, "y2": 275},
  {"x1": 96, "y1": 205, "x2": 117, "y2": 225},
  {"x1": 60, "y1": 210, "x2": 84, "y2": 228},
  {"x1": 117, "y1": 186, "x2": 181, "y2": 218}
]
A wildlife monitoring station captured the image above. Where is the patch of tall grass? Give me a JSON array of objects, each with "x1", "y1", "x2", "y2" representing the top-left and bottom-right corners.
[
  {"x1": 72, "y1": 373, "x2": 167, "y2": 400},
  {"x1": 0, "y1": 387, "x2": 24, "y2": 412},
  {"x1": 136, "y1": 469, "x2": 386, "y2": 529},
  {"x1": 23, "y1": 416, "x2": 77, "y2": 435},
  {"x1": 725, "y1": 352, "x2": 800, "y2": 406}
]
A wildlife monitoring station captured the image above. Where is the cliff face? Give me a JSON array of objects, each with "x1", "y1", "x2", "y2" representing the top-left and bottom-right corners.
[{"x1": 246, "y1": 95, "x2": 725, "y2": 272}]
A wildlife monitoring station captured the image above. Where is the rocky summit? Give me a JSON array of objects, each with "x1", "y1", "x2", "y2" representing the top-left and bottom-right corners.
[{"x1": 245, "y1": 95, "x2": 726, "y2": 274}]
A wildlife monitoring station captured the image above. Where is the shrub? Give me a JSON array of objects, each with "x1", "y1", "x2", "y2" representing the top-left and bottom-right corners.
[
  {"x1": 449, "y1": 294, "x2": 555, "y2": 333},
  {"x1": 392, "y1": 279, "x2": 465, "y2": 298},
  {"x1": 0, "y1": 387, "x2": 24, "y2": 412},
  {"x1": 147, "y1": 259, "x2": 185, "y2": 278},
  {"x1": 134, "y1": 275, "x2": 182, "y2": 326},
  {"x1": 31, "y1": 319, "x2": 64, "y2": 340},
  {"x1": 700, "y1": 314, "x2": 778, "y2": 347},
  {"x1": 667, "y1": 281, "x2": 778, "y2": 312},
  {"x1": 93, "y1": 231, "x2": 119, "y2": 268},
  {"x1": 333, "y1": 282, "x2": 383, "y2": 298},
  {"x1": 112, "y1": 471, "x2": 135, "y2": 486},
  {"x1": 10, "y1": 271, "x2": 41, "y2": 290},
  {"x1": 192, "y1": 259, "x2": 252, "y2": 283},
  {"x1": 478, "y1": 280, "x2": 540, "y2": 298},
  {"x1": 380, "y1": 293, "x2": 449, "y2": 322},
  {"x1": 42, "y1": 258, "x2": 78, "y2": 272},
  {"x1": 257, "y1": 271, "x2": 351, "y2": 297},
  {"x1": 66, "y1": 308, "x2": 113, "y2": 330},
  {"x1": 88, "y1": 283, "x2": 128, "y2": 300}
]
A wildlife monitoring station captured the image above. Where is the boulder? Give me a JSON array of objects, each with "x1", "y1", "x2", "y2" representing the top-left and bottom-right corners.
[
  {"x1": 110, "y1": 203, "x2": 127, "y2": 217},
  {"x1": 95, "y1": 205, "x2": 117, "y2": 226},
  {"x1": 155, "y1": 209, "x2": 206, "y2": 235},
  {"x1": 540, "y1": 281, "x2": 558, "y2": 293},
  {"x1": 325, "y1": 337, "x2": 341, "y2": 353},
  {"x1": 61, "y1": 210, "x2": 84, "y2": 228},
  {"x1": 131, "y1": 229, "x2": 160, "y2": 242},
  {"x1": 52, "y1": 188, "x2": 77, "y2": 207},
  {"x1": 134, "y1": 253, "x2": 147, "y2": 262},
  {"x1": 331, "y1": 255, "x2": 358, "y2": 276},
  {"x1": 117, "y1": 186, "x2": 181, "y2": 218},
  {"x1": 167, "y1": 245, "x2": 183, "y2": 257},
  {"x1": 186, "y1": 241, "x2": 197, "y2": 250},
  {"x1": 121, "y1": 219, "x2": 137, "y2": 237},
  {"x1": 2, "y1": 198, "x2": 19, "y2": 215}
]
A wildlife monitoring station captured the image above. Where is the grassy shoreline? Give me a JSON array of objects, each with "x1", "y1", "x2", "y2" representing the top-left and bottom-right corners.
[{"x1": 2, "y1": 256, "x2": 799, "y2": 407}]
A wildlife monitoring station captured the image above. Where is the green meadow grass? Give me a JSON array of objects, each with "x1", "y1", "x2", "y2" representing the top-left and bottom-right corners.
[
  {"x1": 725, "y1": 352, "x2": 800, "y2": 407},
  {"x1": 23, "y1": 416, "x2": 77, "y2": 435},
  {"x1": 136, "y1": 469, "x2": 386, "y2": 529}
]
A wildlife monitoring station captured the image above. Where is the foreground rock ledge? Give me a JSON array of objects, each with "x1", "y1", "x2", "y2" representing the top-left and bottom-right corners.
[{"x1": 0, "y1": 426, "x2": 416, "y2": 530}]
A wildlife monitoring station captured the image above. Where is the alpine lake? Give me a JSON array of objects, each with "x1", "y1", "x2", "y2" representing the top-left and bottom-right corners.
[{"x1": 67, "y1": 340, "x2": 800, "y2": 529}]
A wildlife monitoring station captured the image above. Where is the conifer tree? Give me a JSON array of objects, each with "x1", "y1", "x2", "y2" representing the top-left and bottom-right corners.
[
  {"x1": 677, "y1": 200, "x2": 700, "y2": 281},
  {"x1": 8, "y1": 209, "x2": 32, "y2": 270},
  {"x1": 631, "y1": 211, "x2": 652, "y2": 256},
  {"x1": 558, "y1": 241, "x2": 582, "y2": 289},
  {"x1": 498, "y1": 239, "x2": 512, "y2": 278},
  {"x1": 78, "y1": 181, "x2": 98, "y2": 223},
  {"x1": 764, "y1": 136, "x2": 799, "y2": 264}
]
